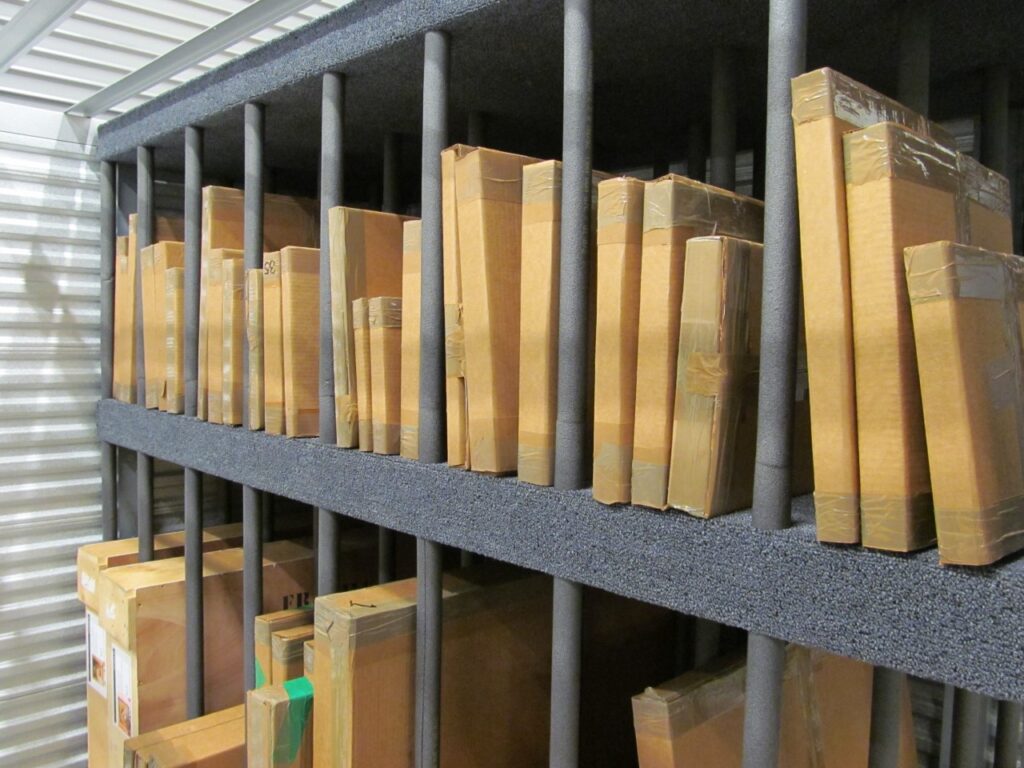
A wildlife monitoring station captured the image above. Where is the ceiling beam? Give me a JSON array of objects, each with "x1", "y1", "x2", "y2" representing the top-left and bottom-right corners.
[
  {"x1": 0, "y1": 0, "x2": 88, "y2": 75},
  {"x1": 67, "y1": 0, "x2": 319, "y2": 117}
]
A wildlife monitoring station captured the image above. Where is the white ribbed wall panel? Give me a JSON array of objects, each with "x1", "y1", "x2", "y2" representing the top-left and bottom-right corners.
[{"x1": 0, "y1": 103, "x2": 100, "y2": 768}]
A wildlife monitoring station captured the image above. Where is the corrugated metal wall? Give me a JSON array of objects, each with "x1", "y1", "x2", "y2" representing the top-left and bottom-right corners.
[{"x1": 0, "y1": 104, "x2": 101, "y2": 767}]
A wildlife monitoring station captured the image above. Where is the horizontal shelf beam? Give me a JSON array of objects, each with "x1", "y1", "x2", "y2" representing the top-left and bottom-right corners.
[{"x1": 97, "y1": 398, "x2": 1024, "y2": 702}]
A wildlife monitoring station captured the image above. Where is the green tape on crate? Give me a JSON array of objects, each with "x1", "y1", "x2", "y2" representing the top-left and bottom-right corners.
[
  {"x1": 275, "y1": 676, "x2": 314, "y2": 765},
  {"x1": 255, "y1": 660, "x2": 267, "y2": 689}
]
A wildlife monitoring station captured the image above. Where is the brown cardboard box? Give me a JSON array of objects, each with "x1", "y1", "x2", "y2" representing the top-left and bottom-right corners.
[
  {"x1": 516, "y1": 160, "x2": 610, "y2": 485},
  {"x1": 303, "y1": 640, "x2": 314, "y2": 678},
  {"x1": 123, "y1": 705, "x2": 244, "y2": 768},
  {"x1": 442, "y1": 145, "x2": 475, "y2": 467},
  {"x1": 905, "y1": 241, "x2": 1024, "y2": 565},
  {"x1": 400, "y1": 220, "x2": 422, "y2": 460},
  {"x1": 98, "y1": 541, "x2": 313, "y2": 764},
  {"x1": 150, "y1": 242, "x2": 185, "y2": 410},
  {"x1": 455, "y1": 146, "x2": 540, "y2": 473},
  {"x1": 271, "y1": 624, "x2": 315, "y2": 684},
  {"x1": 198, "y1": 186, "x2": 317, "y2": 421},
  {"x1": 255, "y1": 607, "x2": 311, "y2": 688},
  {"x1": 592, "y1": 177, "x2": 646, "y2": 503},
  {"x1": 844, "y1": 123, "x2": 1011, "y2": 551},
  {"x1": 113, "y1": 234, "x2": 134, "y2": 402},
  {"x1": 164, "y1": 267, "x2": 185, "y2": 414},
  {"x1": 281, "y1": 246, "x2": 320, "y2": 437},
  {"x1": 206, "y1": 248, "x2": 243, "y2": 423},
  {"x1": 632, "y1": 175, "x2": 763, "y2": 508},
  {"x1": 145, "y1": 714, "x2": 245, "y2": 767},
  {"x1": 328, "y1": 207, "x2": 408, "y2": 446},
  {"x1": 247, "y1": 677, "x2": 314, "y2": 768},
  {"x1": 313, "y1": 569, "x2": 552, "y2": 768},
  {"x1": 632, "y1": 646, "x2": 917, "y2": 768},
  {"x1": 222, "y1": 258, "x2": 245, "y2": 426},
  {"x1": 247, "y1": 268, "x2": 265, "y2": 430},
  {"x1": 351, "y1": 298, "x2": 373, "y2": 451},
  {"x1": 369, "y1": 296, "x2": 402, "y2": 454},
  {"x1": 667, "y1": 237, "x2": 763, "y2": 516},
  {"x1": 263, "y1": 252, "x2": 284, "y2": 434},
  {"x1": 790, "y1": 67, "x2": 954, "y2": 544}
]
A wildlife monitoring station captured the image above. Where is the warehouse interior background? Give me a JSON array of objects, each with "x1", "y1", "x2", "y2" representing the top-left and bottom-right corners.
[{"x1": 1, "y1": 0, "x2": 1022, "y2": 766}]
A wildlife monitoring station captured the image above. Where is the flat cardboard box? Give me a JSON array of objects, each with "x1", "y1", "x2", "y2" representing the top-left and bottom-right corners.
[
  {"x1": 632, "y1": 646, "x2": 917, "y2": 768},
  {"x1": 113, "y1": 233, "x2": 136, "y2": 403},
  {"x1": 456, "y1": 146, "x2": 540, "y2": 473},
  {"x1": 255, "y1": 608, "x2": 312, "y2": 688},
  {"x1": 905, "y1": 241, "x2": 1024, "y2": 565},
  {"x1": 442, "y1": 145, "x2": 475, "y2": 467},
  {"x1": 198, "y1": 186, "x2": 318, "y2": 421},
  {"x1": 313, "y1": 569, "x2": 552, "y2": 768},
  {"x1": 206, "y1": 248, "x2": 243, "y2": 424},
  {"x1": 351, "y1": 298, "x2": 373, "y2": 451},
  {"x1": 281, "y1": 246, "x2": 320, "y2": 437},
  {"x1": 790, "y1": 67, "x2": 954, "y2": 543},
  {"x1": 667, "y1": 236, "x2": 763, "y2": 516},
  {"x1": 328, "y1": 207, "x2": 408, "y2": 446},
  {"x1": 272, "y1": 624, "x2": 315, "y2": 684},
  {"x1": 139, "y1": 244, "x2": 159, "y2": 408},
  {"x1": 150, "y1": 242, "x2": 185, "y2": 410},
  {"x1": 144, "y1": 714, "x2": 245, "y2": 767},
  {"x1": 592, "y1": 177, "x2": 646, "y2": 503},
  {"x1": 632, "y1": 175, "x2": 763, "y2": 508},
  {"x1": 76, "y1": 523, "x2": 244, "y2": 613},
  {"x1": 369, "y1": 296, "x2": 403, "y2": 455},
  {"x1": 517, "y1": 160, "x2": 610, "y2": 485},
  {"x1": 86, "y1": 610, "x2": 109, "y2": 768},
  {"x1": 263, "y1": 252, "x2": 284, "y2": 434},
  {"x1": 164, "y1": 267, "x2": 185, "y2": 414},
  {"x1": 123, "y1": 704, "x2": 244, "y2": 768},
  {"x1": 98, "y1": 541, "x2": 313, "y2": 764},
  {"x1": 247, "y1": 268, "x2": 265, "y2": 430},
  {"x1": 222, "y1": 258, "x2": 245, "y2": 426},
  {"x1": 247, "y1": 677, "x2": 314, "y2": 768},
  {"x1": 303, "y1": 640, "x2": 314, "y2": 678},
  {"x1": 400, "y1": 220, "x2": 422, "y2": 460},
  {"x1": 844, "y1": 122, "x2": 1011, "y2": 551}
]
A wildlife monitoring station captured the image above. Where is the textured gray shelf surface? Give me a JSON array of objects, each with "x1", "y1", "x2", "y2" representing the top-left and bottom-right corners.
[
  {"x1": 98, "y1": 398, "x2": 1024, "y2": 701},
  {"x1": 96, "y1": 0, "x2": 1024, "y2": 185}
]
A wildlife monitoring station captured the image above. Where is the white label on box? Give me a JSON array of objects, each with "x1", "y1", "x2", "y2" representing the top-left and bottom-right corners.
[
  {"x1": 80, "y1": 571, "x2": 96, "y2": 594},
  {"x1": 111, "y1": 643, "x2": 133, "y2": 736},
  {"x1": 86, "y1": 611, "x2": 107, "y2": 695}
]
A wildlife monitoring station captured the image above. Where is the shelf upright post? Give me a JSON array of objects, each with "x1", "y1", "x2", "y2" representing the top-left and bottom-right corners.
[
  {"x1": 952, "y1": 690, "x2": 989, "y2": 768},
  {"x1": 550, "y1": 0, "x2": 592, "y2": 766},
  {"x1": 378, "y1": 125, "x2": 401, "y2": 584},
  {"x1": 115, "y1": 163, "x2": 136, "y2": 539},
  {"x1": 136, "y1": 145, "x2": 155, "y2": 562},
  {"x1": 710, "y1": 46, "x2": 737, "y2": 192},
  {"x1": 243, "y1": 101, "x2": 266, "y2": 692},
  {"x1": 416, "y1": 27, "x2": 449, "y2": 768},
  {"x1": 742, "y1": 0, "x2": 805, "y2": 766},
  {"x1": 897, "y1": 0, "x2": 931, "y2": 116},
  {"x1": 183, "y1": 124, "x2": 205, "y2": 718},
  {"x1": 687, "y1": 120, "x2": 707, "y2": 182},
  {"x1": 995, "y1": 698, "x2": 1022, "y2": 768},
  {"x1": 867, "y1": 667, "x2": 904, "y2": 767},
  {"x1": 99, "y1": 160, "x2": 116, "y2": 541},
  {"x1": 317, "y1": 71, "x2": 345, "y2": 598}
]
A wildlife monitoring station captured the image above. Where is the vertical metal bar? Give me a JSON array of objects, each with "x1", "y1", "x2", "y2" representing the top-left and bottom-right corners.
[
  {"x1": 742, "y1": 0, "x2": 805, "y2": 765},
  {"x1": 100, "y1": 160, "x2": 116, "y2": 542},
  {"x1": 318, "y1": 71, "x2": 344, "y2": 597},
  {"x1": 983, "y1": 65, "x2": 1010, "y2": 175},
  {"x1": 867, "y1": 667, "x2": 904, "y2": 767},
  {"x1": 115, "y1": 162, "x2": 135, "y2": 540},
  {"x1": 951, "y1": 689, "x2": 989, "y2": 768},
  {"x1": 897, "y1": 0, "x2": 931, "y2": 116},
  {"x1": 419, "y1": 29, "x2": 449, "y2": 465},
  {"x1": 183, "y1": 124, "x2": 205, "y2": 719},
  {"x1": 136, "y1": 146, "x2": 155, "y2": 562},
  {"x1": 994, "y1": 701, "x2": 1022, "y2": 768},
  {"x1": 550, "y1": 577, "x2": 583, "y2": 767},
  {"x1": 243, "y1": 101, "x2": 265, "y2": 693},
  {"x1": 710, "y1": 46, "x2": 737, "y2": 191},
  {"x1": 940, "y1": 684, "x2": 956, "y2": 768},
  {"x1": 378, "y1": 528, "x2": 396, "y2": 583},
  {"x1": 687, "y1": 120, "x2": 707, "y2": 182},
  {"x1": 415, "y1": 537, "x2": 443, "y2": 768},
  {"x1": 383, "y1": 132, "x2": 401, "y2": 214},
  {"x1": 554, "y1": 0, "x2": 593, "y2": 491},
  {"x1": 415, "y1": 28, "x2": 449, "y2": 768}
]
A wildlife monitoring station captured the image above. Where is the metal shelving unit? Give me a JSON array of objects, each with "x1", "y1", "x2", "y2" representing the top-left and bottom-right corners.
[{"x1": 94, "y1": 1, "x2": 1024, "y2": 766}]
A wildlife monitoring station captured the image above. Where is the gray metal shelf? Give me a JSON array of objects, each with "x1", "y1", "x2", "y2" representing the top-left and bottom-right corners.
[{"x1": 98, "y1": 399, "x2": 1024, "y2": 702}]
